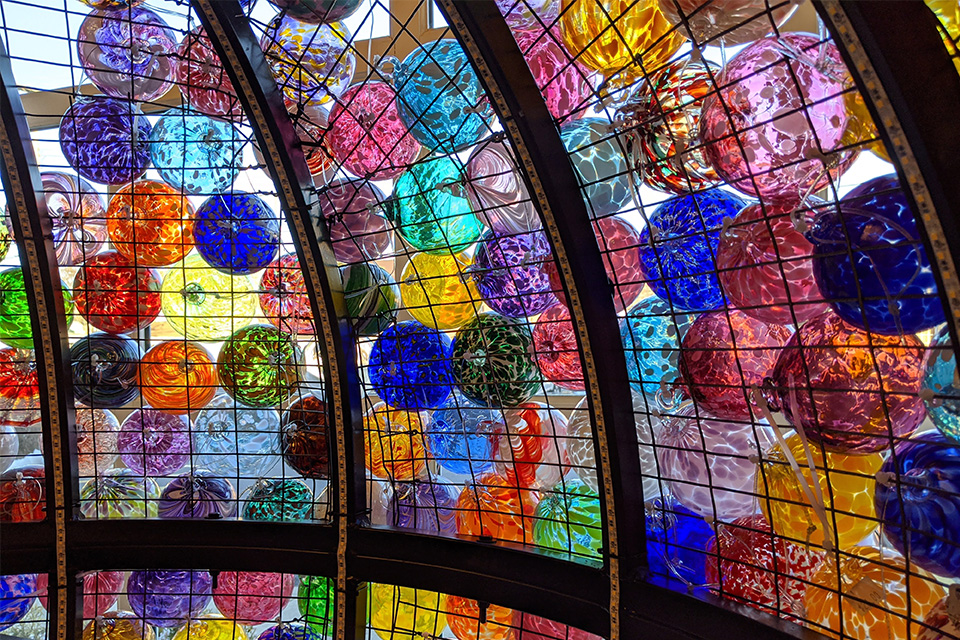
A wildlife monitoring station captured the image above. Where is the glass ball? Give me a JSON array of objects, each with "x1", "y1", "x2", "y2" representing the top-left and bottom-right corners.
[
  {"x1": 533, "y1": 477, "x2": 602, "y2": 558},
  {"x1": 257, "y1": 623, "x2": 321, "y2": 640},
  {"x1": 82, "y1": 612, "x2": 154, "y2": 640},
  {"x1": 395, "y1": 39, "x2": 491, "y2": 152},
  {"x1": 117, "y1": 409, "x2": 190, "y2": 476},
  {"x1": 171, "y1": 618, "x2": 248, "y2": 640},
  {"x1": 73, "y1": 250, "x2": 161, "y2": 334},
  {"x1": 194, "y1": 193, "x2": 281, "y2": 275},
  {"x1": 298, "y1": 576, "x2": 334, "y2": 635},
  {"x1": 400, "y1": 251, "x2": 482, "y2": 330},
  {"x1": 0, "y1": 467, "x2": 44, "y2": 522},
  {"x1": 139, "y1": 341, "x2": 217, "y2": 415},
  {"x1": 639, "y1": 189, "x2": 746, "y2": 312},
  {"x1": 0, "y1": 574, "x2": 36, "y2": 632},
  {"x1": 76, "y1": 571, "x2": 125, "y2": 619},
  {"x1": 217, "y1": 324, "x2": 300, "y2": 408},
  {"x1": 515, "y1": 614, "x2": 601, "y2": 640},
  {"x1": 161, "y1": 253, "x2": 258, "y2": 342},
  {"x1": 472, "y1": 230, "x2": 557, "y2": 318},
  {"x1": 259, "y1": 253, "x2": 316, "y2": 335},
  {"x1": 175, "y1": 27, "x2": 243, "y2": 122},
  {"x1": 496, "y1": 0, "x2": 558, "y2": 30},
  {"x1": 645, "y1": 497, "x2": 712, "y2": 587},
  {"x1": 285, "y1": 103, "x2": 337, "y2": 181},
  {"x1": 79, "y1": 0, "x2": 146, "y2": 8},
  {"x1": 922, "y1": 327, "x2": 960, "y2": 439},
  {"x1": 127, "y1": 570, "x2": 212, "y2": 629},
  {"x1": 452, "y1": 313, "x2": 540, "y2": 406},
  {"x1": 595, "y1": 215, "x2": 645, "y2": 311},
  {"x1": 40, "y1": 171, "x2": 108, "y2": 266},
  {"x1": 79, "y1": 468, "x2": 159, "y2": 519},
  {"x1": 261, "y1": 16, "x2": 355, "y2": 106},
  {"x1": 382, "y1": 481, "x2": 458, "y2": 535},
  {"x1": 149, "y1": 109, "x2": 243, "y2": 195},
  {"x1": 0, "y1": 424, "x2": 17, "y2": 474},
  {"x1": 158, "y1": 470, "x2": 237, "y2": 519},
  {"x1": 368, "y1": 321, "x2": 453, "y2": 410},
  {"x1": 364, "y1": 402, "x2": 427, "y2": 481},
  {"x1": 341, "y1": 263, "x2": 399, "y2": 336},
  {"x1": 76, "y1": 404, "x2": 120, "y2": 477},
  {"x1": 388, "y1": 156, "x2": 484, "y2": 254},
  {"x1": 212, "y1": 571, "x2": 294, "y2": 624},
  {"x1": 455, "y1": 472, "x2": 538, "y2": 544},
  {"x1": 560, "y1": 118, "x2": 630, "y2": 218},
  {"x1": 533, "y1": 304, "x2": 583, "y2": 390},
  {"x1": 426, "y1": 391, "x2": 504, "y2": 476},
  {"x1": 514, "y1": 28, "x2": 592, "y2": 121},
  {"x1": 328, "y1": 81, "x2": 421, "y2": 180},
  {"x1": 658, "y1": 0, "x2": 797, "y2": 45},
  {"x1": 317, "y1": 178, "x2": 392, "y2": 265},
  {"x1": 192, "y1": 394, "x2": 281, "y2": 479},
  {"x1": 917, "y1": 592, "x2": 960, "y2": 640},
  {"x1": 619, "y1": 296, "x2": 695, "y2": 400},
  {"x1": 268, "y1": 0, "x2": 364, "y2": 23},
  {"x1": 0, "y1": 349, "x2": 39, "y2": 415},
  {"x1": 369, "y1": 584, "x2": 446, "y2": 640},
  {"x1": 465, "y1": 140, "x2": 541, "y2": 234},
  {"x1": 0, "y1": 268, "x2": 73, "y2": 349},
  {"x1": 446, "y1": 596, "x2": 515, "y2": 640},
  {"x1": 70, "y1": 333, "x2": 142, "y2": 408},
  {"x1": 281, "y1": 395, "x2": 330, "y2": 479},
  {"x1": 496, "y1": 402, "x2": 569, "y2": 490},
  {"x1": 59, "y1": 96, "x2": 152, "y2": 185},
  {"x1": 242, "y1": 478, "x2": 313, "y2": 522}
]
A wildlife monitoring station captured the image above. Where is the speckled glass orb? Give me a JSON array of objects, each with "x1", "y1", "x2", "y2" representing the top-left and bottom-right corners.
[
  {"x1": 455, "y1": 472, "x2": 538, "y2": 544},
  {"x1": 559, "y1": 118, "x2": 630, "y2": 218},
  {"x1": 80, "y1": 0, "x2": 145, "y2": 8},
  {"x1": 118, "y1": 409, "x2": 190, "y2": 476},
  {"x1": 659, "y1": 0, "x2": 796, "y2": 44},
  {"x1": 82, "y1": 613, "x2": 155, "y2": 640},
  {"x1": 298, "y1": 576, "x2": 334, "y2": 635},
  {"x1": 70, "y1": 333, "x2": 142, "y2": 408},
  {"x1": 258, "y1": 623, "x2": 321, "y2": 640},
  {"x1": 327, "y1": 81, "x2": 421, "y2": 180},
  {"x1": 76, "y1": 405, "x2": 120, "y2": 477},
  {"x1": 446, "y1": 596, "x2": 516, "y2": 640},
  {"x1": 40, "y1": 171, "x2": 108, "y2": 266},
  {"x1": 533, "y1": 477, "x2": 602, "y2": 558},
  {"x1": 342, "y1": 263, "x2": 399, "y2": 336},
  {"x1": 149, "y1": 109, "x2": 242, "y2": 195},
  {"x1": 382, "y1": 481, "x2": 458, "y2": 535},
  {"x1": 217, "y1": 324, "x2": 300, "y2": 408},
  {"x1": 0, "y1": 269, "x2": 73, "y2": 349},
  {"x1": 465, "y1": 140, "x2": 540, "y2": 234},
  {"x1": 175, "y1": 27, "x2": 243, "y2": 122},
  {"x1": 811, "y1": 174, "x2": 945, "y2": 334},
  {"x1": 595, "y1": 215, "x2": 645, "y2": 311},
  {"x1": 281, "y1": 395, "x2": 330, "y2": 479},
  {"x1": 0, "y1": 424, "x2": 17, "y2": 475},
  {"x1": 769, "y1": 312, "x2": 926, "y2": 454},
  {"x1": 139, "y1": 341, "x2": 217, "y2": 415},
  {"x1": 452, "y1": 313, "x2": 540, "y2": 406},
  {"x1": 388, "y1": 157, "x2": 484, "y2": 254},
  {"x1": 127, "y1": 571, "x2": 213, "y2": 629},
  {"x1": 212, "y1": 571, "x2": 294, "y2": 624},
  {"x1": 364, "y1": 403, "x2": 427, "y2": 481},
  {"x1": 923, "y1": 327, "x2": 960, "y2": 439},
  {"x1": 0, "y1": 349, "x2": 39, "y2": 416},
  {"x1": 79, "y1": 468, "x2": 160, "y2": 519},
  {"x1": 497, "y1": 0, "x2": 559, "y2": 29},
  {"x1": 0, "y1": 574, "x2": 36, "y2": 632},
  {"x1": 259, "y1": 253, "x2": 315, "y2": 335},
  {"x1": 59, "y1": 97, "x2": 152, "y2": 185},
  {"x1": 700, "y1": 33, "x2": 848, "y2": 201},
  {"x1": 496, "y1": 403, "x2": 569, "y2": 490},
  {"x1": 0, "y1": 467, "x2": 44, "y2": 522},
  {"x1": 172, "y1": 618, "x2": 248, "y2": 640},
  {"x1": 533, "y1": 305, "x2": 583, "y2": 390},
  {"x1": 559, "y1": 0, "x2": 683, "y2": 85},
  {"x1": 619, "y1": 297, "x2": 695, "y2": 400},
  {"x1": 805, "y1": 546, "x2": 944, "y2": 640},
  {"x1": 706, "y1": 515, "x2": 825, "y2": 619},
  {"x1": 317, "y1": 178, "x2": 392, "y2": 265},
  {"x1": 394, "y1": 39, "x2": 491, "y2": 152},
  {"x1": 194, "y1": 192, "x2": 281, "y2": 275},
  {"x1": 77, "y1": 6, "x2": 177, "y2": 102},
  {"x1": 368, "y1": 321, "x2": 453, "y2": 411},
  {"x1": 161, "y1": 254, "x2": 258, "y2": 342},
  {"x1": 74, "y1": 250, "x2": 161, "y2": 334},
  {"x1": 400, "y1": 251, "x2": 482, "y2": 330},
  {"x1": 639, "y1": 190, "x2": 745, "y2": 312},
  {"x1": 680, "y1": 310, "x2": 791, "y2": 421},
  {"x1": 425, "y1": 392, "x2": 504, "y2": 476},
  {"x1": 645, "y1": 497, "x2": 712, "y2": 587},
  {"x1": 158, "y1": 470, "x2": 237, "y2": 520},
  {"x1": 514, "y1": 28, "x2": 592, "y2": 121},
  {"x1": 757, "y1": 434, "x2": 882, "y2": 551},
  {"x1": 515, "y1": 614, "x2": 601, "y2": 640},
  {"x1": 369, "y1": 584, "x2": 446, "y2": 640},
  {"x1": 658, "y1": 403, "x2": 774, "y2": 521},
  {"x1": 261, "y1": 16, "x2": 355, "y2": 106},
  {"x1": 242, "y1": 478, "x2": 314, "y2": 522},
  {"x1": 472, "y1": 230, "x2": 557, "y2": 318},
  {"x1": 269, "y1": 0, "x2": 363, "y2": 22},
  {"x1": 192, "y1": 394, "x2": 281, "y2": 479},
  {"x1": 717, "y1": 200, "x2": 828, "y2": 324}
]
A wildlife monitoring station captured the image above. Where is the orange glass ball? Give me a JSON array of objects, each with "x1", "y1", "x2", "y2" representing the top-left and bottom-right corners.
[
  {"x1": 455, "y1": 472, "x2": 538, "y2": 544},
  {"x1": 107, "y1": 180, "x2": 195, "y2": 267},
  {"x1": 446, "y1": 595, "x2": 516, "y2": 640},
  {"x1": 363, "y1": 402, "x2": 427, "y2": 481},
  {"x1": 138, "y1": 341, "x2": 217, "y2": 414}
]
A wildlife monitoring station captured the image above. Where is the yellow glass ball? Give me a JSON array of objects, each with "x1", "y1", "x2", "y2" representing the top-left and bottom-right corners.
[
  {"x1": 805, "y1": 546, "x2": 945, "y2": 640},
  {"x1": 926, "y1": 0, "x2": 960, "y2": 74},
  {"x1": 363, "y1": 402, "x2": 428, "y2": 481},
  {"x1": 83, "y1": 613, "x2": 155, "y2": 640},
  {"x1": 842, "y1": 89, "x2": 890, "y2": 162},
  {"x1": 399, "y1": 252, "x2": 481, "y2": 330},
  {"x1": 559, "y1": 0, "x2": 685, "y2": 86},
  {"x1": 757, "y1": 434, "x2": 882, "y2": 551},
  {"x1": 171, "y1": 618, "x2": 247, "y2": 640},
  {"x1": 369, "y1": 583, "x2": 447, "y2": 640}
]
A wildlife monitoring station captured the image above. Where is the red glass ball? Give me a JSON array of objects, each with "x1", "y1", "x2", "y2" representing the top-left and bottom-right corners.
[
  {"x1": 281, "y1": 395, "x2": 330, "y2": 479},
  {"x1": 532, "y1": 304, "x2": 584, "y2": 391},
  {"x1": 0, "y1": 466, "x2": 44, "y2": 522},
  {"x1": 138, "y1": 341, "x2": 218, "y2": 414},
  {"x1": 175, "y1": 27, "x2": 243, "y2": 121},
  {"x1": 259, "y1": 253, "x2": 316, "y2": 335},
  {"x1": 212, "y1": 571, "x2": 295, "y2": 624},
  {"x1": 73, "y1": 251, "x2": 162, "y2": 334},
  {"x1": 0, "y1": 348, "x2": 39, "y2": 413}
]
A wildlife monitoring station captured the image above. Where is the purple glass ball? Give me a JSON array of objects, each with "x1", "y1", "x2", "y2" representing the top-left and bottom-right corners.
[
  {"x1": 158, "y1": 470, "x2": 237, "y2": 519},
  {"x1": 117, "y1": 409, "x2": 189, "y2": 476},
  {"x1": 126, "y1": 570, "x2": 212, "y2": 628},
  {"x1": 383, "y1": 481, "x2": 457, "y2": 535},
  {"x1": 59, "y1": 97, "x2": 152, "y2": 185},
  {"x1": 471, "y1": 230, "x2": 558, "y2": 318}
]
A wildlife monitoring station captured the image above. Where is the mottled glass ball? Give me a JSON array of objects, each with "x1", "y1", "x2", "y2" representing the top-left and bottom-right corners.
[
  {"x1": 149, "y1": 109, "x2": 243, "y2": 195},
  {"x1": 258, "y1": 623, "x2": 322, "y2": 640},
  {"x1": 281, "y1": 395, "x2": 330, "y2": 480},
  {"x1": 192, "y1": 394, "x2": 281, "y2": 479},
  {"x1": 560, "y1": 117, "x2": 630, "y2": 218},
  {"x1": 171, "y1": 618, "x2": 248, "y2": 640},
  {"x1": 175, "y1": 27, "x2": 243, "y2": 122},
  {"x1": 261, "y1": 16, "x2": 355, "y2": 106},
  {"x1": 0, "y1": 268, "x2": 73, "y2": 349},
  {"x1": 212, "y1": 571, "x2": 294, "y2": 624},
  {"x1": 619, "y1": 296, "x2": 696, "y2": 400},
  {"x1": 369, "y1": 583, "x2": 447, "y2": 640},
  {"x1": 382, "y1": 481, "x2": 458, "y2": 535},
  {"x1": 259, "y1": 253, "x2": 316, "y2": 335},
  {"x1": 426, "y1": 391, "x2": 504, "y2": 476},
  {"x1": 533, "y1": 478, "x2": 602, "y2": 558},
  {"x1": 298, "y1": 576, "x2": 334, "y2": 635},
  {"x1": 0, "y1": 348, "x2": 40, "y2": 416},
  {"x1": 73, "y1": 250, "x2": 161, "y2": 334},
  {"x1": 242, "y1": 478, "x2": 314, "y2": 522},
  {"x1": 126, "y1": 570, "x2": 212, "y2": 628},
  {"x1": 59, "y1": 96, "x2": 152, "y2": 185},
  {"x1": 455, "y1": 472, "x2": 538, "y2": 544},
  {"x1": 0, "y1": 574, "x2": 36, "y2": 632},
  {"x1": 471, "y1": 230, "x2": 557, "y2": 318},
  {"x1": 76, "y1": 405, "x2": 120, "y2": 477},
  {"x1": 645, "y1": 497, "x2": 712, "y2": 588},
  {"x1": 364, "y1": 402, "x2": 427, "y2": 481},
  {"x1": 217, "y1": 324, "x2": 300, "y2": 408},
  {"x1": 400, "y1": 251, "x2": 481, "y2": 331},
  {"x1": 79, "y1": 468, "x2": 160, "y2": 519},
  {"x1": 368, "y1": 321, "x2": 453, "y2": 410},
  {"x1": 533, "y1": 304, "x2": 583, "y2": 390},
  {"x1": 0, "y1": 467, "x2": 45, "y2": 522},
  {"x1": 452, "y1": 313, "x2": 540, "y2": 406},
  {"x1": 194, "y1": 193, "x2": 281, "y2": 275}
]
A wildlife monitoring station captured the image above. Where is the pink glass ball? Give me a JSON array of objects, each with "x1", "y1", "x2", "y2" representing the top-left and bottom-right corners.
[
  {"x1": 317, "y1": 178, "x2": 393, "y2": 264},
  {"x1": 716, "y1": 200, "x2": 828, "y2": 324},
  {"x1": 700, "y1": 33, "x2": 848, "y2": 201},
  {"x1": 117, "y1": 409, "x2": 190, "y2": 476},
  {"x1": 465, "y1": 140, "x2": 541, "y2": 234},
  {"x1": 516, "y1": 613, "x2": 601, "y2": 640},
  {"x1": 513, "y1": 29, "x2": 592, "y2": 121},
  {"x1": 680, "y1": 310, "x2": 791, "y2": 421},
  {"x1": 76, "y1": 405, "x2": 120, "y2": 477},
  {"x1": 175, "y1": 27, "x2": 243, "y2": 122},
  {"x1": 532, "y1": 304, "x2": 584, "y2": 391},
  {"x1": 212, "y1": 571, "x2": 295, "y2": 624},
  {"x1": 768, "y1": 312, "x2": 926, "y2": 453},
  {"x1": 259, "y1": 253, "x2": 316, "y2": 335},
  {"x1": 37, "y1": 570, "x2": 124, "y2": 618},
  {"x1": 327, "y1": 81, "x2": 421, "y2": 180},
  {"x1": 596, "y1": 215, "x2": 645, "y2": 312}
]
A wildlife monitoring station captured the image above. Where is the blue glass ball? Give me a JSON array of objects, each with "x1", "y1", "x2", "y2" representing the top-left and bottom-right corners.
[
  {"x1": 192, "y1": 395, "x2": 281, "y2": 478},
  {"x1": 0, "y1": 574, "x2": 36, "y2": 632},
  {"x1": 876, "y1": 433, "x2": 960, "y2": 578},
  {"x1": 149, "y1": 108, "x2": 243, "y2": 195},
  {"x1": 811, "y1": 174, "x2": 946, "y2": 335},
  {"x1": 395, "y1": 39, "x2": 490, "y2": 152},
  {"x1": 369, "y1": 321, "x2": 453, "y2": 410},
  {"x1": 59, "y1": 97, "x2": 152, "y2": 186},
  {"x1": 922, "y1": 327, "x2": 960, "y2": 440},
  {"x1": 638, "y1": 190, "x2": 745, "y2": 312},
  {"x1": 194, "y1": 193, "x2": 281, "y2": 275},
  {"x1": 259, "y1": 623, "x2": 323, "y2": 640},
  {"x1": 560, "y1": 117, "x2": 631, "y2": 219},
  {"x1": 620, "y1": 297, "x2": 697, "y2": 398},
  {"x1": 425, "y1": 392, "x2": 504, "y2": 475},
  {"x1": 645, "y1": 497, "x2": 712, "y2": 587}
]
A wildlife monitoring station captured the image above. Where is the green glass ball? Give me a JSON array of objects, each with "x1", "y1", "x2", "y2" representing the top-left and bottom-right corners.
[
  {"x1": 0, "y1": 268, "x2": 73, "y2": 349},
  {"x1": 241, "y1": 478, "x2": 314, "y2": 522},
  {"x1": 298, "y1": 575, "x2": 334, "y2": 635},
  {"x1": 341, "y1": 263, "x2": 399, "y2": 336},
  {"x1": 451, "y1": 312, "x2": 540, "y2": 406},
  {"x1": 533, "y1": 477, "x2": 602, "y2": 559},
  {"x1": 217, "y1": 324, "x2": 300, "y2": 408}
]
